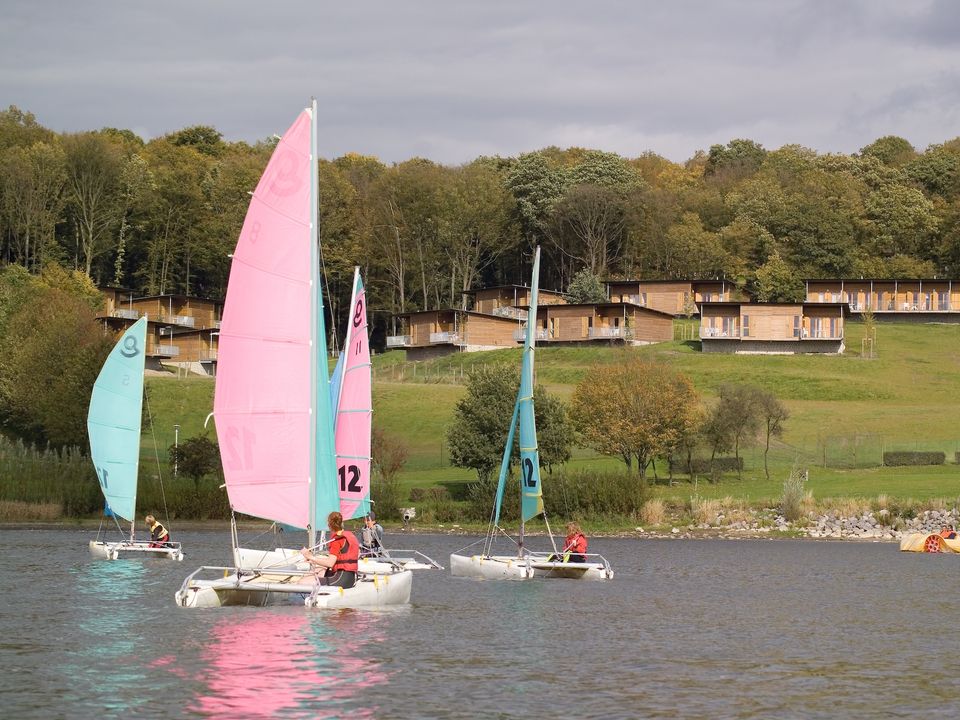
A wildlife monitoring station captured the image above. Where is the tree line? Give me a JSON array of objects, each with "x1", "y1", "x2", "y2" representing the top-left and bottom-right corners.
[{"x1": 3, "y1": 106, "x2": 960, "y2": 344}]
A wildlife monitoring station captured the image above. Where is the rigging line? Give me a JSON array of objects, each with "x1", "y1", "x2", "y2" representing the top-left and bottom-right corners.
[
  {"x1": 316, "y1": 218, "x2": 339, "y2": 354},
  {"x1": 542, "y1": 511, "x2": 559, "y2": 556},
  {"x1": 143, "y1": 387, "x2": 172, "y2": 532}
]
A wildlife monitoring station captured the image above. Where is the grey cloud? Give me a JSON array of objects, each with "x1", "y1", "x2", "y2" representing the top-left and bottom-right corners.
[{"x1": 1, "y1": 1, "x2": 959, "y2": 164}]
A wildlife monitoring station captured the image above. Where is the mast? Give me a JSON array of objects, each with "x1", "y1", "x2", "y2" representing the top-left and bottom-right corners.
[{"x1": 308, "y1": 98, "x2": 319, "y2": 549}]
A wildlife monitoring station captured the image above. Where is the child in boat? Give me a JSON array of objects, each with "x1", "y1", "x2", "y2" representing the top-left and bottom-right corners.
[
  {"x1": 300, "y1": 511, "x2": 359, "y2": 588},
  {"x1": 145, "y1": 515, "x2": 170, "y2": 547},
  {"x1": 360, "y1": 511, "x2": 384, "y2": 557},
  {"x1": 561, "y1": 522, "x2": 588, "y2": 563}
]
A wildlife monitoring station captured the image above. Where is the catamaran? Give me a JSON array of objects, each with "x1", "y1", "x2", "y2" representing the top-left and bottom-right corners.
[
  {"x1": 175, "y1": 101, "x2": 411, "y2": 608},
  {"x1": 230, "y1": 267, "x2": 441, "y2": 574},
  {"x1": 449, "y1": 247, "x2": 613, "y2": 581},
  {"x1": 88, "y1": 316, "x2": 184, "y2": 561}
]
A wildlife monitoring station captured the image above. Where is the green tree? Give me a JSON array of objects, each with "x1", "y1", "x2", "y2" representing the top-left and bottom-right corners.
[
  {"x1": 754, "y1": 250, "x2": 804, "y2": 302},
  {"x1": 448, "y1": 364, "x2": 573, "y2": 481},
  {"x1": 859, "y1": 135, "x2": 916, "y2": 167},
  {"x1": 709, "y1": 384, "x2": 763, "y2": 480},
  {"x1": 168, "y1": 435, "x2": 221, "y2": 486},
  {"x1": 565, "y1": 268, "x2": 606, "y2": 304},
  {"x1": 755, "y1": 389, "x2": 789, "y2": 480},
  {"x1": 0, "y1": 280, "x2": 112, "y2": 447}
]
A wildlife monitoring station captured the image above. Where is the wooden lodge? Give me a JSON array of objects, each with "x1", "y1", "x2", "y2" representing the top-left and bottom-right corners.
[
  {"x1": 97, "y1": 288, "x2": 222, "y2": 372},
  {"x1": 528, "y1": 303, "x2": 674, "y2": 345},
  {"x1": 605, "y1": 279, "x2": 745, "y2": 316},
  {"x1": 805, "y1": 279, "x2": 960, "y2": 321},
  {"x1": 699, "y1": 302, "x2": 845, "y2": 354},
  {"x1": 466, "y1": 284, "x2": 567, "y2": 318},
  {"x1": 388, "y1": 309, "x2": 520, "y2": 361}
]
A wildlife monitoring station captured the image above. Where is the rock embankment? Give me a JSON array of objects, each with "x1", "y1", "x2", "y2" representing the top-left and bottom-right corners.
[{"x1": 636, "y1": 508, "x2": 959, "y2": 540}]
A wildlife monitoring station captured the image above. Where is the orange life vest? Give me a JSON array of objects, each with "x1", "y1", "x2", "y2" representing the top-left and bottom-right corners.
[
  {"x1": 564, "y1": 532, "x2": 587, "y2": 555},
  {"x1": 329, "y1": 530, "x2": 359, "y2": 573}
]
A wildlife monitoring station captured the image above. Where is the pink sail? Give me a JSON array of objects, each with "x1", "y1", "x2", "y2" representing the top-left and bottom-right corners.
[
  {"x1": 214, "y1": 110, "x2": 313, "y2": 529},
  {"x1": 335, "y1": 270, "x2": 372, "y2": 520}
]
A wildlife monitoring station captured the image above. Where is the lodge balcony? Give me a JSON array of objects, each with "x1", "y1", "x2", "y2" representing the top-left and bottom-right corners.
[
  {"x1": 700, "y1": 326, "x2": 740, "y2": 339},
  {"x1": 110, "y1": 308, "x2": 141, "y2": 320},
  {"x1": 587, "y1": 326, "x2": 634, "y2": 340},
  {"x1": 492, "y1": 306, "x2": 528, "y2": 320},
  {"x1": 513, "y1": 327, "x2": 550, "y2": 341},
  {"x1": 429, "y1": 331, "x2": 462, "y2": 345},
  {"x1": 386, "y1": 335, "x2": 411, "y2": 348},
  {"x1": 153, "y1": 344, "x2": 180, "y2": 357}
]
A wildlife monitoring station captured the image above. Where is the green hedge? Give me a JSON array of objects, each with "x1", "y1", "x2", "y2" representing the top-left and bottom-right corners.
[
  {"x1": 883, "y1": 451, "x2": 945, "y2": 467},
  {"x1": 669, "y1": 457, "x2": 744, "y2": 474}
]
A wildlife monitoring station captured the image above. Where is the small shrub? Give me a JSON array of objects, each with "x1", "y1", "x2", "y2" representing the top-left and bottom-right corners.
[
  {"x1": 781, "y1": 466, "x2": 806, "y2": 522},
  {"x1": 670, "y1": 457, "x2": 744, "y2": 475},
  {"x1": 689, "y1": 494, "x2": 720, "y2": 525},
  {"x1": 640, "y1": 498, "x2": 665, "y2": 525}
]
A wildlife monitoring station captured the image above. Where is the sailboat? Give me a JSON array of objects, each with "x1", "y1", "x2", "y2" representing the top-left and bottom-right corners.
[
  {"x1": 88, "y1": 316, "x2": 184, "y2": 561},
  {"x1": 449, "y1": 247, "x2": 613, "y2": 580},
  {"x1": 175, "y1": 101, "x2": 411, "y2": 608}
]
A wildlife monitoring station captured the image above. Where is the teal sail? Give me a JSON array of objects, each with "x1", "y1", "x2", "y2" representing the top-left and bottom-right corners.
[
  {"x1": 86, "y1": 317, "x2": 147, "y2": 523},
  {"x1": 491, "y1": 397, "x2": 520, "y2": 529},
  {"x1": 309, "y1": 100, "x2": 341, "y2": 540},
  {"x1": 519, "y1": 246, "x2": 543, "y2": 522}
]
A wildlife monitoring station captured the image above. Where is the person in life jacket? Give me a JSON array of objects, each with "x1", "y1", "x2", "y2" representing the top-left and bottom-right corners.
[
  {"x1": 145, "y1": 515, "x2": 171, "y2": 547},
  {"x1": 561, "y1": 522, "x2": 588, "y2": 563},
  {"x1": 300, "y1": 511, "x2": 359, "y2": 589},
  {"x1": 360, "y1": 511, "x2": 384, "y2": 557},
  {"x1": 939, "y1": 526, "x2": 957, "y2": 540}
]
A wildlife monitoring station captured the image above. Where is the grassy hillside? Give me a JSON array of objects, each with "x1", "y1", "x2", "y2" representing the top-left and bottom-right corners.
[{"x1": 143, "y1": 321, "x2": 960, "y2": 507}]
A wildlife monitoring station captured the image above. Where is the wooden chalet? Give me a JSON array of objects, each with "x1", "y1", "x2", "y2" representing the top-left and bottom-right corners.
[
  {"x1": 700, "y1": 302, "x2": 845, "y2": 354},
  {"x1": 388, "y1": 309, "x2": 520, "y2": 361},
  {"x1": 805, "y1": 279, "x2": 960, "y2": 321},
  {"x1": 466, "y1": 284, "x2": 567, "y2": 318},
  {"x1": 605, "y1": 279, "x2": 745, "y2": 316},
  {"x1": 525, "y1": 303, "x2": 675, "y2": 345},
  {"x1": 97, "y1": 289, "x2": 223, "y2": 372}
]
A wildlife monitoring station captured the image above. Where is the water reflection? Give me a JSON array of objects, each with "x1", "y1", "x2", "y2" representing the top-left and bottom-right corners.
[
  {"x1": 64, "y1": 560, "x2": 150, "y2": 713},
  {"x1": 192, "y1": 610, "x2": 389, "y2": 719}
]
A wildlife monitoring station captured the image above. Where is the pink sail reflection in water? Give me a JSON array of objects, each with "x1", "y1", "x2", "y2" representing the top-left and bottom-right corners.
[{"x1": 191, "y1": 612, "x2": 386, "y2": 719}]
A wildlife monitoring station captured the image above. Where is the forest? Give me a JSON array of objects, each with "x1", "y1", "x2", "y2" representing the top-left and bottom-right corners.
[{"x1": 3, "y1": 104, "x2": 960, "y2": 344}]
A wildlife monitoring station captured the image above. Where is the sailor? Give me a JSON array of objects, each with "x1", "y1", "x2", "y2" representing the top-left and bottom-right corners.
[
  {"x1": 145, "y1": 515, "x2": 171, "y2": 547},
  {"x1": 300, "y1": 511, "x2": 359, "y2": 589},
  {"x1": 940, "y1": 526, "x2": 957, "y2": 540},
  {"x1": 561, "y1": 522, "x2": 588, "y2": 563},
  {"x1": 360, "y1": 511, "x2": 385, "y2": 556}
]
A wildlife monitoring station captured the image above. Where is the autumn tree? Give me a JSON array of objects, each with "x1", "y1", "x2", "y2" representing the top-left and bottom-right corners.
[
  {"x1": 570, "y1": 357, "x2": 701, "y2": 479},
  {"x1": 755, "y1": 389, "x2": 789, "y2": 480}
]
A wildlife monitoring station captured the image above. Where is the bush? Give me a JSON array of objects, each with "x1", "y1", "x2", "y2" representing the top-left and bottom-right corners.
[
  {"x1": 640, "y1": 498, "x2": 665, "y2": 525},
  {"x1": 670, "y1": 457, "x2": 744, "y2": 474},
  {"x1": 543, "y1": 469, "x2": 649, "y2": 518},
  {"x1": 883, "y1": 451, "x2": 945, "y2": 467},
  {"x1": 781, "y1": 466, "x2": 807, "y2": 522}
]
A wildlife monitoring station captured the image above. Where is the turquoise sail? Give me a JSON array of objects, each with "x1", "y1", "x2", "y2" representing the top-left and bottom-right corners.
[
  {"x1": 519, "y1": 247, "x2": 543, "y2": 522},
  {"x1": 491, "y1": 397, "x2": 520, "y2": 529},
  {"x1": 86, "y1": 317, "x2": 147, "y2": 523}
]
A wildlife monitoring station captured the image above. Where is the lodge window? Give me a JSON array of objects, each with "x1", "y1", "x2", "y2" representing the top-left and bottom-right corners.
[
  {"x1": 742, "y1": 315, "x2": 749, "y2": 337},
  {"x1": 793, "y1": 315, "x2": 801, "y2": 338}
]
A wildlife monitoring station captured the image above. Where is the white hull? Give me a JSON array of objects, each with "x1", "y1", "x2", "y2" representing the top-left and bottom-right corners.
[
  {"x1": 175, "y1": 567, "x2": 412, "y2": 609},
  {"x1": 89, "y1": 540, "x2": 184, "y2": 561},
  {"x1": 450, "y1": 553, "x2": 613, "y2": 580},
  {"x1": 234, "y1": 546, "x2": 441, "y2": 573}
]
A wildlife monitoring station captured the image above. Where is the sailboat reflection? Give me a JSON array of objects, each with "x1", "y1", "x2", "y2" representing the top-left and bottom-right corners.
[{"x1": 192, "y1": 610, "x2": 388, "y2": 719}]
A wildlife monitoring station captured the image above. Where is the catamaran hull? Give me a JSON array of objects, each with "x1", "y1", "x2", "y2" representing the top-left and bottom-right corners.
[
  {"x1": 89, "y1": 540, "x2": 183, "y2": 561},
  {"x1": 450, "y1": 553, "x2": 613, "y2": 580},
  {"x1": 899, "y1": 533, "x2": 960, "y2": 553},
  {"x1": 234, "y1": 546, "x2": 440, "y2": 572},
  {"x1": 175, "y1": 569, "x2": 412, "y2": 609}
]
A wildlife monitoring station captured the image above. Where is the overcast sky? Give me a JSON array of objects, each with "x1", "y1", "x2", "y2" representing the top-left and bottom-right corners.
[{"x1": 2, "y1": 1, "x2": 958, "y2": 164}]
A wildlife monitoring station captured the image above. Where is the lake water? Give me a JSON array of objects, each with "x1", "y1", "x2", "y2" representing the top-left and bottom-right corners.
[{"x1": 2, "y1": 527, "x2": 958, "y2": 719}]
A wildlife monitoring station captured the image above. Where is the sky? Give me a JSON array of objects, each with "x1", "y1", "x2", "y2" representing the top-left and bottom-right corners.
[{"x1": 2, "y1": 0, "x2": 959, "y2": 165}]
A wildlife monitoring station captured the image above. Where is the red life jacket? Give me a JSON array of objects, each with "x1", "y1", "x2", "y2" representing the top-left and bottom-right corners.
[
  {"x1": 565, "y1": 532, "x2": 587, "y2": 555},
  {"x1": 330, "y1": 530, "x2": 359, "y2": 573}
]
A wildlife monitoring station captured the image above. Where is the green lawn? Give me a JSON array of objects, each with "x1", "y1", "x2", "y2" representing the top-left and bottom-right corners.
[{"x1": 144, "y1": 320, "x2": 960, "y2": 506}]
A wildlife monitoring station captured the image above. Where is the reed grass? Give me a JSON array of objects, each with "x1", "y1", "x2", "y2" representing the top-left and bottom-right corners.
[
  {"x1": 0, "y1": 500, "x2": 61, "y2": 521},
  {"x1": 781, "y1": 466, "x2": 807, "y2": 522},
  {"x1": 640, "y1": 498, "x2": 666, "y2": 525}
]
